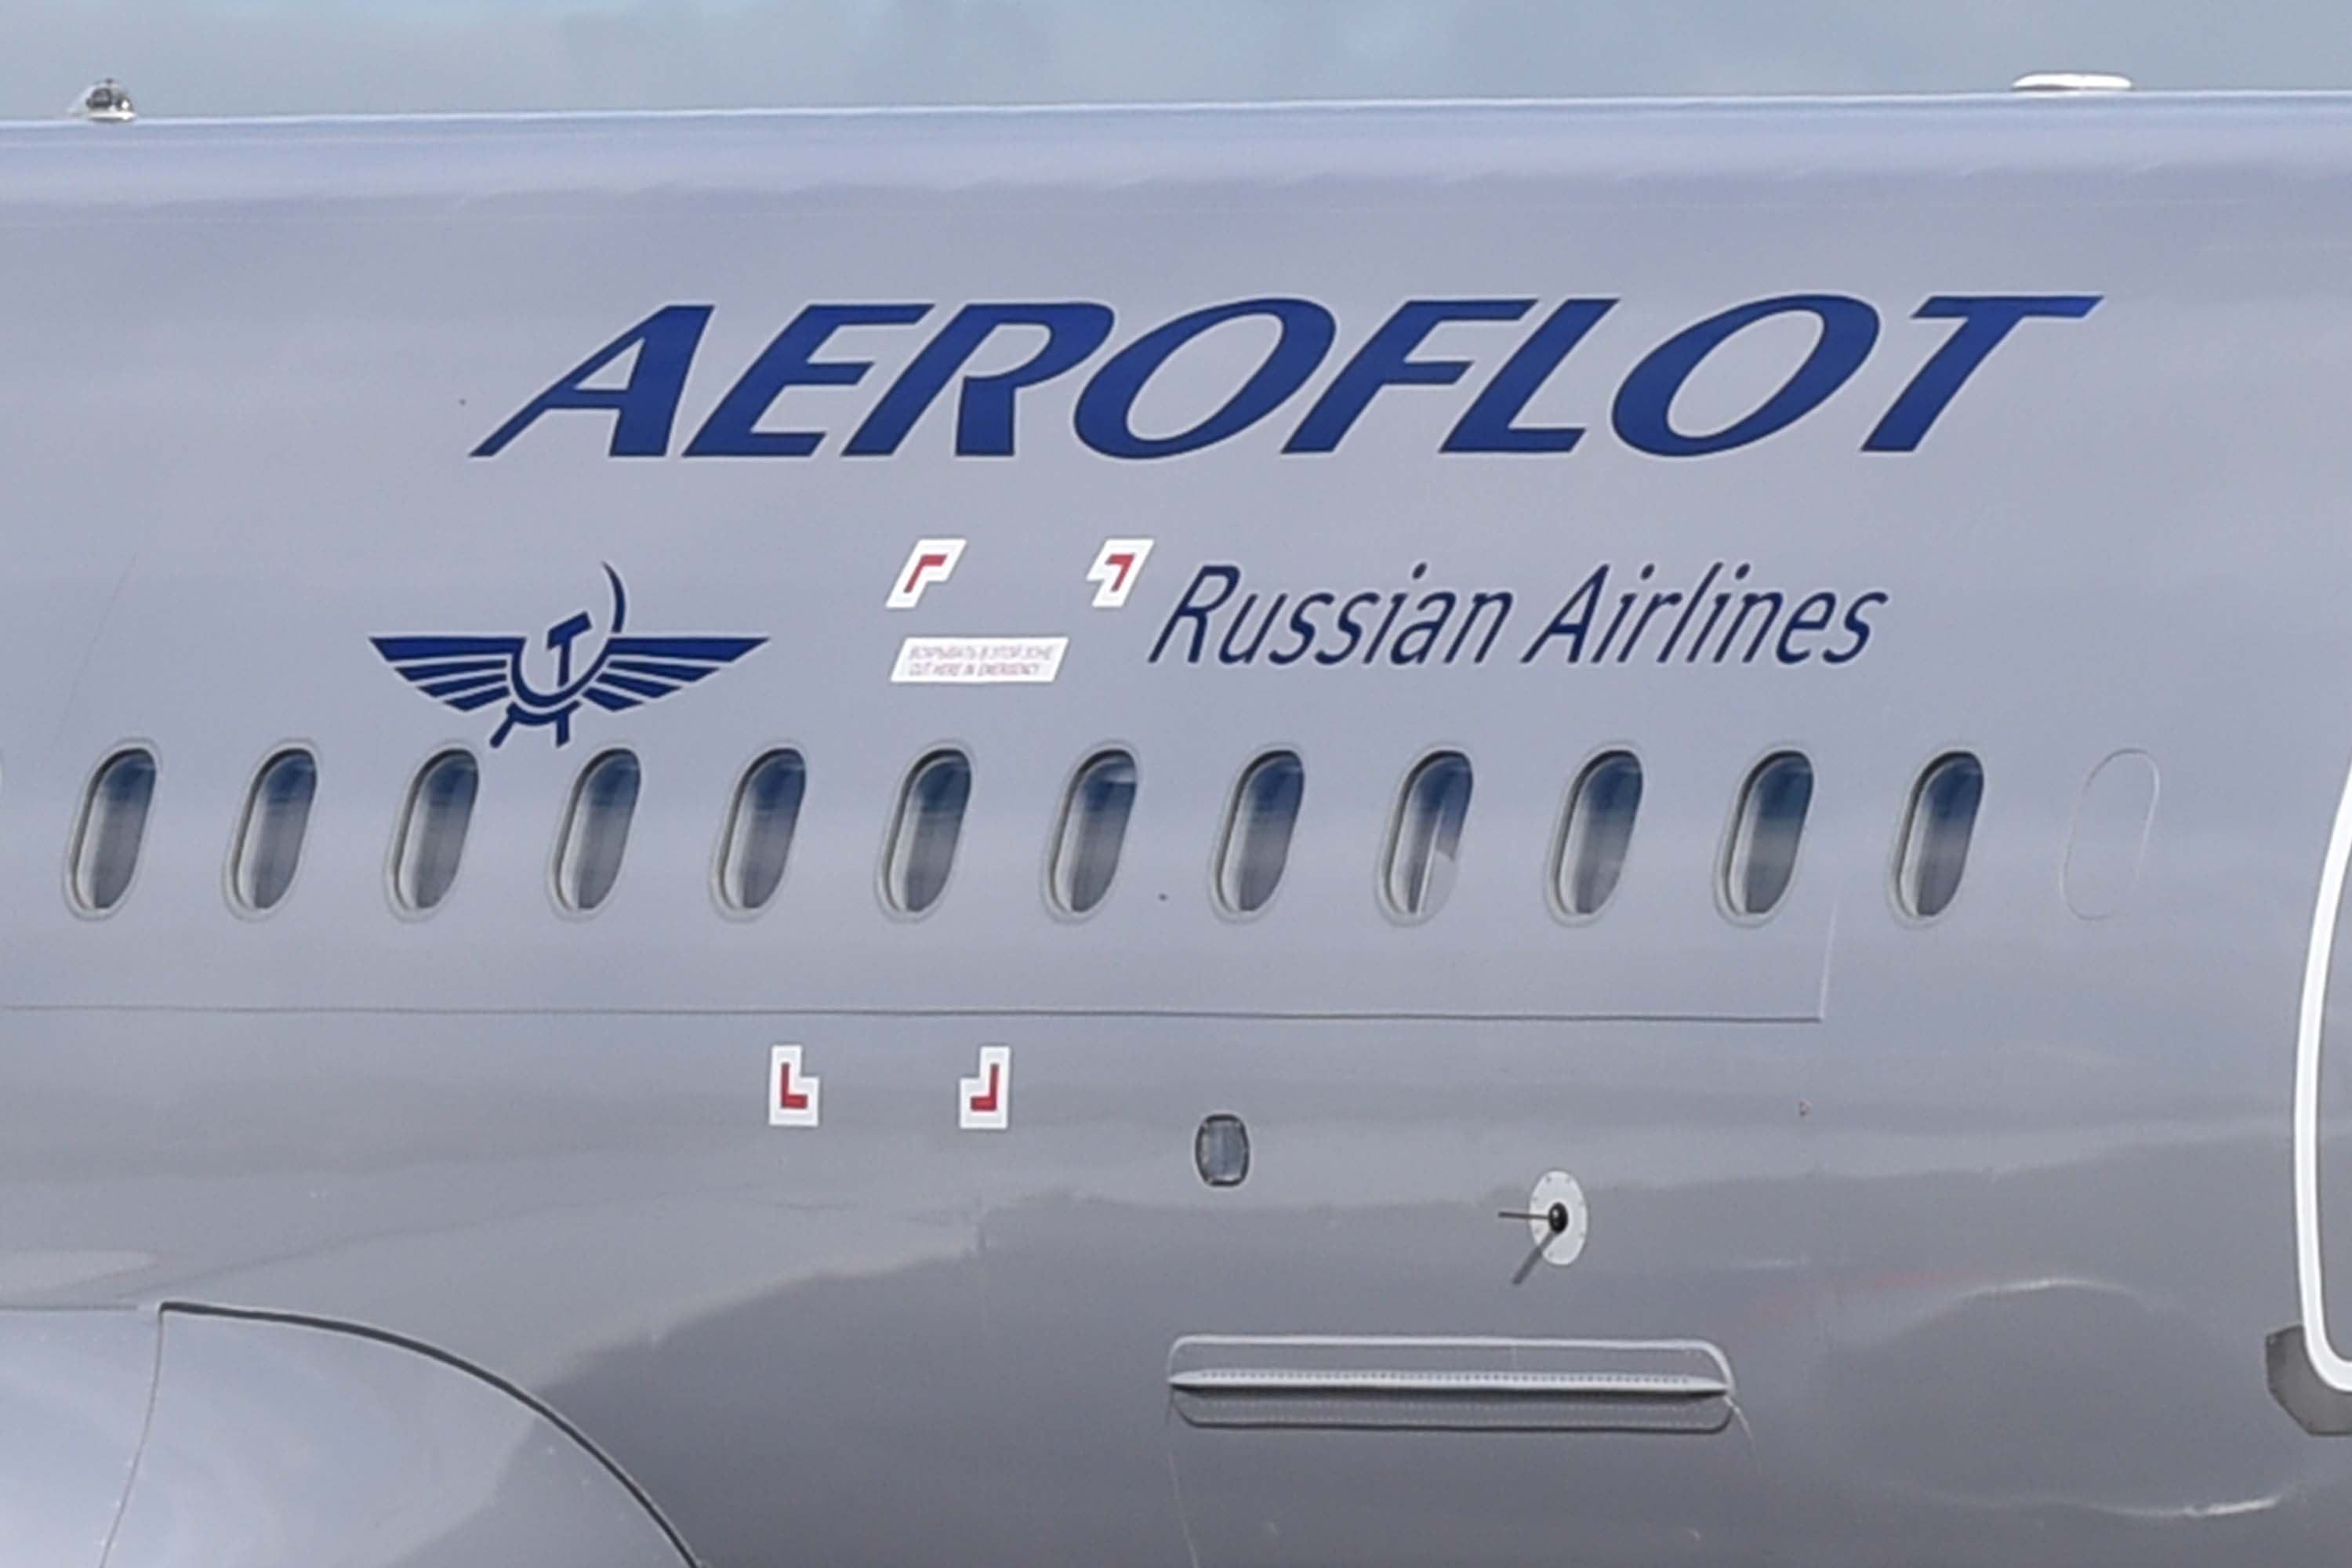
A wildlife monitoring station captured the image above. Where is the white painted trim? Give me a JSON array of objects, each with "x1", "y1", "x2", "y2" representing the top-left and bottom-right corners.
[{"x1": 2296, "y1": 757, "x2": 2352, "y2": 1390}]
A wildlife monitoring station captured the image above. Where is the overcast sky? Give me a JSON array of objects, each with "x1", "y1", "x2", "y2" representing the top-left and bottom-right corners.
[{"x1": 12, "y1": 1, "x2": 2352, "y2": 120}]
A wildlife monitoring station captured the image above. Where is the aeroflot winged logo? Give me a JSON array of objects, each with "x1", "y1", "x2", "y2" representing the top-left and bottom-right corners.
[{"x1": 371, "y1": 565, "x2": 764, "y2": 747}]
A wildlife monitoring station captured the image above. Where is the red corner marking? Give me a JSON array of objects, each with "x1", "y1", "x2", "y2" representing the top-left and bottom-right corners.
[
  {"x1": 902, "y1": 552, "x2": 950, "y2": 595},
  {"x1": 959, "y1": 1045, "x2": 1011, "y2": 1131},
  {"x1": 887, "y1": 538, "x2": 967, "y2": 609},
  {"x1": 1086, "y1": 538, "x2": 1154, "y2": 608},
  {"x1": 768, "y1": 1045, "x2": 820, "y2": 1128}
]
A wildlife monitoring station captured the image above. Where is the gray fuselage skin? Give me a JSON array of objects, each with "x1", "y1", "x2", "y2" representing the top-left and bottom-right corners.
[{"x1": 4, "y1": 91, "x2": 2352, "y2": 1566}]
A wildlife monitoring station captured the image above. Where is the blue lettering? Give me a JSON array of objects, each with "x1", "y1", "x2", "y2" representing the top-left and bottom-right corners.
[
  {"x1": 1824, "y1": 591, "x2": 1889, "y2": 664},
  {"x1": 1613, "y1": 294, "x2": 1879, "y2": 457},
  {"x1": 1443, "y1": 298, "x2": 1616, "y2": 454},
  {"x1": 1863, "y1": 294, "x2": 2102, "y2": 452},
  {"x1": 1285, "y1": 299, "x2": 1531, "y2": 454},
  {"x1": 484, "y1": 290, "x2": 2090, "y2": 463},
  {"x1": 1075, "y1": 298, "x2": 1336, "y2": 460},
  {"x1": 472, "y1": 304, "x2": 712, "y2": 458},
  {"x1": 1773, "y1": 590, "x2": 1841, "y2": 664},
  {"x1": 684, "y1": 303, "x2": 930, "y2": 458},
  {"x1": 1151, "y1": 564, "x2": 1242, "y2": 662},
  {"x1": 847, "y1": 303, "x2": 1115, "y2": 456}
]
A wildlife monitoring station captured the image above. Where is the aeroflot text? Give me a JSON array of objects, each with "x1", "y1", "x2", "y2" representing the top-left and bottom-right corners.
[{"x1": 474, "y1": 293, "x2": 2100, "y2": 461}]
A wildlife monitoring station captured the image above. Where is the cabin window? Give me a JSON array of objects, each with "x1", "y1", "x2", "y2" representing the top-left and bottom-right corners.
[
  {"x1": 230, "y1": 749, "x2": 317, "y2": 913},
  {"x1": 1555, "y1": 751, "x2": 1642, "y2": 918},
  {"x1": 884, "y1": 750, "x2": 971, "y2": 915},
  {"x1": 392, "y1": 750, "x2": 477, "y2": 914},
  {"x1": 717, "y1": 750, "x2": 805, "y2": 913},
  {"x1": 554, "y1": 750, "x2": 641, "y2": 914},
  {"x1": 1724, "y1": 752, "x2": 1814, "y2": 917},
  {"x1": 1382, "y1": 751, "x2": 1473, "y2": 920},
  {"x1": 1216, "y1": 751, "x2": 1304, "y2": 916},
  {"x1": 1050, "y1": 750, "x2": 1137, "y2": 916},
  {"x1": 1896, "y1": 753, "x2": 1983, "y2": 920},
  {"x1": 70, "y1": 747, "x2": 156, "y2": 914},
  {"x1": 1194, "y1": 1113, "x2": 1251, "y2": 1188}
]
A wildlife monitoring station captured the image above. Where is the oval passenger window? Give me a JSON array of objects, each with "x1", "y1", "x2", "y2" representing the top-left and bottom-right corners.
[
  {"x1": 1383, "y1": 751, "x2": 1473, "y2": 920},
  {"x1": 392, "y1": 750, "x2": 478, "y2": 914},
  {"x1": 884, "y1": 750, "x2": 971, "y2": 915},
  {"x1": 1724, "y1": 752, "x2": 1813, "y2": 917},
  {"x1": 232, "y1": 749, "x2": 318, "y2": 913},
  {"x1": 555, "y1": 750, "x2": 641, "y2": 913},
  {"x1": 718, "y1": 750, "x2": 806, "y2": 913},
  {"x1": 71, "y1": 747, "x2": 157, "y2": 914},
  {"x1": 1051, "y1": 750, "x2": 1137, "y2": 916},
  {"x1": 1556, "y1": 751, "x2": 1642, "y2": 918},
  {"x1": 1216, "y1": 751, "x2": 1303, "y2": 916},
  {"x1": 1896, "y1": 752, "x2": 1984, "y2": 920}
]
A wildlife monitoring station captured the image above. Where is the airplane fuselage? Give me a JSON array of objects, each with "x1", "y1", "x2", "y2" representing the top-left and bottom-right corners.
[{"x1": 5, "y1": 92, "x2": 2352, "y2": 1566}]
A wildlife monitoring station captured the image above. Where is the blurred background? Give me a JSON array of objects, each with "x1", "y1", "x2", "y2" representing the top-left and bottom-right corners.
[{"x1": 13, "y1": 1, "x2": 2352, "y2": 119}]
